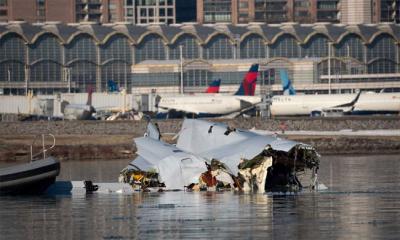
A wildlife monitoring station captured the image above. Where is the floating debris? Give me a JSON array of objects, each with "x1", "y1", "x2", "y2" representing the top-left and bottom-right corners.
[{"x1": 119, "y1": 119, "x2": 321, "y2": 193}]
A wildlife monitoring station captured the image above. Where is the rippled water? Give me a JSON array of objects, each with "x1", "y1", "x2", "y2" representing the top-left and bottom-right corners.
[{"x1": 1, "y1": 155, "x2": 400, "y2": 239}]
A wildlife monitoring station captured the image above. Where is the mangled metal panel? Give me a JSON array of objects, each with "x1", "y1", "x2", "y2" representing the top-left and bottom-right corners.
[
  {"x1": 176, "y1": 119, "x2": 319, "y2": 174},
  {"x1": 124, "y1": 137, "x2": 207, "y2": 190},
  {"x1": 121, "y1": 119, "x2": 320, "y2": 192}
]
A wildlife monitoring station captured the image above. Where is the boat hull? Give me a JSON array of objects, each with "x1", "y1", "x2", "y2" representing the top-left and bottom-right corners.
[{"x1": 0, "y1": 157, "x2": 60, "y2": 195}]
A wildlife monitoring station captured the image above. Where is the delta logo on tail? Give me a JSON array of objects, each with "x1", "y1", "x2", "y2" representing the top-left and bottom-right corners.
[
  {"x1": 206, "y1": 79, "x2": 221, "y2": 93},
  {"x1": 234, "y1": 64, "x2": 259, "y2": 96}
]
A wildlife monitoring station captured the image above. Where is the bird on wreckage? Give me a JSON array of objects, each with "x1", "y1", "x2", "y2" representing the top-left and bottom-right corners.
[{"x1": 119, "y1": 119, "x2": 323, "y2": 193}]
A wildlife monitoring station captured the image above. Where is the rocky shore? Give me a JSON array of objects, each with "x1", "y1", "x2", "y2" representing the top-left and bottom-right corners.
[{"x1": 0, "y1": 116, "x2": 399, "y2": 162}]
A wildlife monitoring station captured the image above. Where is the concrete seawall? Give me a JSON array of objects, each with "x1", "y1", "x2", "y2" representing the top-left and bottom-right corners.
[{"x1": 0, "y1": 116, "x2": 399, "y2": 161}]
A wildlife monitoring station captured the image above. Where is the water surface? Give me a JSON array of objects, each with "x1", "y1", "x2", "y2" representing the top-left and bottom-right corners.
[{"x1": 1, "y1": 155, "x2": 399, "y2": 239}]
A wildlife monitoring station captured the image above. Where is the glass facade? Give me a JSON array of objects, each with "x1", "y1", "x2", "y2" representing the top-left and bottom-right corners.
[
  {"x1": 65, "y1": 34, "x2": 97, "y2": 63},
  {"x1": 0, "y1": 61, "x2": 25, "y2": 83},
  {"x1": 203, "y1": 34, "x2": 233, "y2": 59},
  {"x1": 334, "y1": 34, "x2": 365, "y2": 62},
  {"x1": 0, "y1": 33, "x2": 26, "y2": 83},
  {"x1": 132, "y1": 72, "x2": 179, "y2": 86},
  {"x1": 100, "y1": 34, "x2": 132, "y2": 63},
  {"x1": 135, "y1": 33, "x2": 166, "y2": 62},
  {"x1": 30, "y1": 61, "x2": 62, "y2": 83},
  {"x1": 69, "y1": 61, "x2": 97, "y2": 93},
  {"x1": 101, "y1": 61, "x2": 131, "y2": 91},
  {"x1": 254, "y1": 0, "x2": 288, "y2": 23},
  {"x1": 169, "y1": 34, "x2": 199, "y2": 60},
  {"x1": 316, "y1": 0, "x2": 339, "y2": 22},
  {"x1": 269, "y1": 34, "x2": 299, "y2": 58},
  {"x1": 29, "y1": 34, "x2": 62, "y2": 63},
  {"x1": 301, "y1": 34, "x2": 329, "y2": 58},
  {"x1": 203, "y1": 0, "x2": 232, "y2": 23},
  {"x1": 0, "y1": 23, "x2": 399, "y2": 94},
  {"x1": 240, "y1": 34, "x2": 266, "y2": 59},
  {"x1": 367, "y1": 34, "x2": 396, "y2": 62},
  {"x1": 368, "y1": 59, "x2": 397, "y2": 74},
  {"x1": 380, "y1": 0, "x2": 400, "y2": 23}
]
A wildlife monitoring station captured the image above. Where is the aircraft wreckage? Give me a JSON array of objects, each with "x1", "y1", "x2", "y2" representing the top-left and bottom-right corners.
[{"x1": 119, "y1": 119, "x2": 321, "y2": 193}]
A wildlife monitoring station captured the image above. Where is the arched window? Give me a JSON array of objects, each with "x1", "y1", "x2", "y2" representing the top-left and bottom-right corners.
[
  {"x1": 269, "y1": 34, "x2": 299, "y2": 58},
  {"x1": 302, "y1": 34, "x2": 329, "y2": 58},
  {"x1": 101, "y1": 61, "x2": 131, "y2": 92},
  {"x1": 334, "y1": 34, "x2": 364, "y2": 62},
  {"x1": 30, "y1": 61, "x2": 62, "y2": 82},
  {"x1": 100, "y1": 34, "x2": 132, "y2": 64},
  {"x1": 0, "y1": 61, "x2": 25, "y2": 82},
  {"x1": 169, "y1": 34, "x2": 199, "y2": 60},
  {"x1": 240, "y1": 34, "x2": 266, "y2": 59},
  {"x1": 203, "y1": 34, "x2": 233, "y2": 59},
  {"x1": 68, "y1": 61, "x2": 97, "y2": 93},
  {"x1": 368, "y1": 59, "x2": 397, "y2": 74},
  {"x1": 0, "y1": 33, "x2": 26, "y2": 62},
  {"x1": 367, "y1": 34, "x2": 396, "y2": 62},
  {"x1": 135, "y1": 33, "x2": 166, "y2": 63},
  {"x1": 65, "y1": 34, "x2": 97, "y2": 63},
  {"x1": 29, "y1": 33, "x2": 62, "y2": 63}
]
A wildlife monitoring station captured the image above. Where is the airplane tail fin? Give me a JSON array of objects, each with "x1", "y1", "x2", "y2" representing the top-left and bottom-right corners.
[
  {"x1": 108, "y1": 80, "x2": 119, "y2": 92},
  {"x1": 86, "y1": 86, "x2": 94, "y2": 106},
  {"x1": 206, "y1": 79, "x2": 221, "y2": 93},
  {"x1": 279, "y1": 69, "x2": 296, "y2": 95},
  {"x1": 234, "y1": 64, "x2": 259, "y2": 96},
  {"x1": 144, "y1": 118, "x2": 161, "y2": 140}
]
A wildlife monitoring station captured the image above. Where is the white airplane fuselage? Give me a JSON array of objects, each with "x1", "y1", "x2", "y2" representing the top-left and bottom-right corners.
[
  {"x1": 158, "y1": 94, "x2": 262, "y2": 116},
  {"x1": 270, "y1": 92, "x2": 400, "y2": 116}
]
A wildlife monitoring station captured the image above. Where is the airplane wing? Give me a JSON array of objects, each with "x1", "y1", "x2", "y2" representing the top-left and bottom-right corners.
[
  {"x1": 311, "y1": 92, "x2": 362, "y2": 116},
  {"x1": 239, "y1": 99, "x2": 254, "y2": 109},
  {"x1": 331, "y1": 91, "x2": 361, "y2": 109},
  {"x1": 159, "y1": 105, "x2": 200, "y2": 115},
  {"x1": 222, "y1": 98, "x2": 261, "y2": 119}
]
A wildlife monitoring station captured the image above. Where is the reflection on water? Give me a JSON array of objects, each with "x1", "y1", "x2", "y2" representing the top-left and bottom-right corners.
[{"x1": 1, "y1": 155, "x2": 400, "y2": 239}]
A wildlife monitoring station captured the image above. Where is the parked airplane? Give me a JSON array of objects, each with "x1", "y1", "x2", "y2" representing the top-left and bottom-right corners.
[
  {"x1": 156, "y1": 64, "x2": 261, "y2": 118},
  {"x1": 271, "y1": 90, "x2": 400, "y2": 117},
  {"x1": 62, "y1": 89, "x2": 96, "y2": 120}
]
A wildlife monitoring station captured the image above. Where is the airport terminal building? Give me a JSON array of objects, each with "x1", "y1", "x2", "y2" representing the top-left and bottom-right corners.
[{"x1": 0, "y1": 21, "x2": 399, "y2": 96}]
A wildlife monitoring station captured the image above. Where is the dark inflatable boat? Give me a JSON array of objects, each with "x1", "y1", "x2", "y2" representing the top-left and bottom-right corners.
[{"x1": 0, "y1": 157, "x2": 60, "y2": 195}]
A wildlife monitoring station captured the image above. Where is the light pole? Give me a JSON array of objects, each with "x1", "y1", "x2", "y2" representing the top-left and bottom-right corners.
[
  {"x1": 328, "y1": 42, "x2": 332, "y2": 94},
  {"x1": 7, "y1": 68, "x2": 11, "y2": 95},
  {"x1": 179, "y1": 45, "x2": 184, "y2": 95},
  {"x1": 65, "y1": 67, "x2": 71, "y2": 93}
]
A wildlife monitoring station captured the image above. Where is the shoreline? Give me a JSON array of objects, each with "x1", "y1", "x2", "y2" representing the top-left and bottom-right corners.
[
  {"x1": 0, "y1": 117, "x2": 399, "y2": 162},
  {"x1": 1, "y1": 133, "x2": 399, "y2": 162}
]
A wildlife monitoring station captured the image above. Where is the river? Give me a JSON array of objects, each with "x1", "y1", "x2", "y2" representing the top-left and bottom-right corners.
[{"x1": 1, "y1": 155, "x2": 399, "y2": 239}]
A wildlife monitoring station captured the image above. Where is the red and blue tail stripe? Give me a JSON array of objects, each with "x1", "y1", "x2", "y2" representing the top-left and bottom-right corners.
[
  {"x1": 234, "y1": 64, "x2": 259, "y2": 96},
  {"x1": 206, "y1": 79, "x2": 221, "y2": 93}
]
